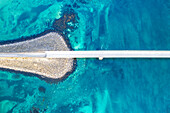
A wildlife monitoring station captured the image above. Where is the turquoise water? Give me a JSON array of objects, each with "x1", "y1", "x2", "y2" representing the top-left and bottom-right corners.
[{"x1": 0, "y1": 0, "x2": 170, "y2": 113}]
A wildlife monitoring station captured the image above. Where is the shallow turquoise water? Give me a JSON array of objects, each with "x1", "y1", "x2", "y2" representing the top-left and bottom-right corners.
[{"x1": 0, "y1": 0, "x2": 170, "y2": 113}]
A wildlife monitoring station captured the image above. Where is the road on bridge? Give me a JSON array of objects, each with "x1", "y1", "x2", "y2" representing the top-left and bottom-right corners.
[{"x1": 0, "y1": 51, "x2": 170, "y2": 59}]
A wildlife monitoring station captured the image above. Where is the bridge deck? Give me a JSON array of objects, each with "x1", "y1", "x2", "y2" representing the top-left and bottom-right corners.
[{"x1": 0, "y1": 51, "x2": 170, "y2": 59}]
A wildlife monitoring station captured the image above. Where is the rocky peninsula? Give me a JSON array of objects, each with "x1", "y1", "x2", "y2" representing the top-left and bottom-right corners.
[{"x1": 0, "y1": 32, "x2": 76, "y2": 81}]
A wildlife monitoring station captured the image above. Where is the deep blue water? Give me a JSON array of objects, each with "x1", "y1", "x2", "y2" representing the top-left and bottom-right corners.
[{"x1": 0, "y1": 0, "x2": 170, "y2": 113}]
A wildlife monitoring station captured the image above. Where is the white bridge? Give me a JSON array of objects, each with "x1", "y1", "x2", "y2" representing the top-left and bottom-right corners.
[{"x1": 0, "y1": 51, "x2": 170, "y2": 60}]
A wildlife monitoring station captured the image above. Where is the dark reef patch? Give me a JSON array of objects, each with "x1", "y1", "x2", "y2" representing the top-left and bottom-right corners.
[
  {"x1": 30, "y1": 107, "x2": 40, "y2": 113},
  {"x1": 76, "y1": 0, "x2": 88, "y2": 4},
  {"x1": 53, "y1": 7, "x2": 79, "y2": 35},
  {"x1": 0, "y1": 96, "x2": 25, "y2": 103},
  {"x1": 38, "y1": 86, "x2": 46, "y2": 93},
  {"x1": 12, "y1": 4, "x2": 52, "y2": 33},
  {"x1": 12, "y1": 74, "x2": 21, "y2": 79},
  {"x1": 73, "y1": 3, "x2": 80, "y2": 8},
  {"x1": 17, "y1": 4, "x2": 52, "y2": 24}
]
